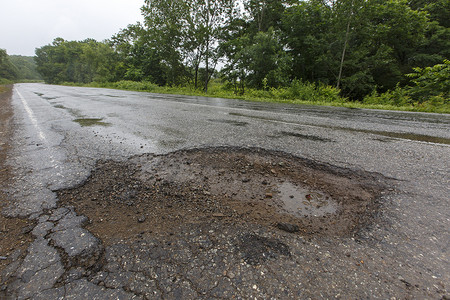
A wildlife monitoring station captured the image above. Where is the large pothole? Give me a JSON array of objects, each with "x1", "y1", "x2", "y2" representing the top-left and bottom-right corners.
[{"x1": 57, "y1": 147, "x2": 389, "y2": 245}]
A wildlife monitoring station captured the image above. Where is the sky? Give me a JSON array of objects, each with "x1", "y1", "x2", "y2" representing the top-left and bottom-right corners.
[{"x1": 0, "y1": 0, "x2": 144, "y2": 56}]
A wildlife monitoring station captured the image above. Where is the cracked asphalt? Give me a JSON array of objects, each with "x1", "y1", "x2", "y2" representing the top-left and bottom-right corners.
[{"x1": 0, "y1": 83, "x2": 449, "y2": 299}]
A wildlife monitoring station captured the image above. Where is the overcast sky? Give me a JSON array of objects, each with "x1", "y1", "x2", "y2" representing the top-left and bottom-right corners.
[{"x1": 0, "y1": 0, "x2": 144, "y2": 56}]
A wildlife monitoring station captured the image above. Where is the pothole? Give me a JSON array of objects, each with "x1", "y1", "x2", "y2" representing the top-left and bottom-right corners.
[{"x1": 57, "y1": 147, "x2": 389, "y2": 244}]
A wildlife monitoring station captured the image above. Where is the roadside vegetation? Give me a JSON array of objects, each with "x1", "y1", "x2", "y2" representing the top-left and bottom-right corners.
[{"x1": 3, "y1": 0, "x2": 450, "y2": 113}]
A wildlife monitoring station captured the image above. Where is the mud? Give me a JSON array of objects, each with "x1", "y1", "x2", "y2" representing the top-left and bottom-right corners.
[{"x1": 58, "y1": 147, "x2": 388, "y2": 245}]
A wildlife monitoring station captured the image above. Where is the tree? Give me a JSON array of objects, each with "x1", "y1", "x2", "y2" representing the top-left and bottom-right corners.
[
  {"x1": 142, "y1": 0, "x2": 236, "y2": 90},
  {"x1": 186, "y1": 0, "x2": 236, "y2": 92},
  {"x1": 110, "y1": 24, "x2": 165, "y2": 84},
  {"x1": 281, "y1": 0, "x2": 431, "y2": 99},
  {"x1": 406, "y1": 59, "x2": 450, "y2": 102},
  {"x1": 244, "y1": 0, "x2": 291, "y2": 33},
  {"x1": 35, "y1": 38, "x2": 122, "y2": 84},
  {"x1": 141, "y1": 0, "x2": 190, "y2": 86},
  {"x1": 240, "y1": 28, "x2": 291, "y2": 88},
  {"x1": 9, "y1": 55, "x2": 42, "y2": 80},
  {"x1": 0, "y1": 49, "x2": 19, "y2": 81}
]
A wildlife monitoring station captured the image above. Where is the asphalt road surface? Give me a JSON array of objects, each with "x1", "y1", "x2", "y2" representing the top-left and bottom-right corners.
[{"x1": 1, "y1": 83, "x2": 449, "y2": 299}]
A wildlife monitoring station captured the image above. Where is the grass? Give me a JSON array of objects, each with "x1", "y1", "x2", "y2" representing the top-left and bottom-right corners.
[{"x1": 60, "y1": 80, "x2": 449, "y2": 114}]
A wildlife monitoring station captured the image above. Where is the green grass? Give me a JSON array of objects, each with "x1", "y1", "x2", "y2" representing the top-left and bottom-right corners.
[{"x1": 59, "y1": 80, "x2": 449, "y2": 114}]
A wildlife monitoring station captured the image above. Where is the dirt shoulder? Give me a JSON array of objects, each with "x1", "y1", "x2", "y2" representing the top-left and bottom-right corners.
[{"x1": 0, "y1": 85, "x2": 34, "y2": 276}]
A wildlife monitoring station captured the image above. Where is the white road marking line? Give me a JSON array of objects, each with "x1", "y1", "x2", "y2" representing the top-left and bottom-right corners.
[
  {"x1": 15, "y1": 87, "x2": 59, "y2": 166},
  {"x1": 15, "y1": 88, "x2": 47, "y2": 143}
]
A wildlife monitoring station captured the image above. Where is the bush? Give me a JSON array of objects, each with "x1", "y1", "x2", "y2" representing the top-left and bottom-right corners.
[
  {"x1": 406, "y1": 60, "x2": 450, "y2": 103},
  {"x1": 363, "y1": 85, "x2": 411, "y2": 106}
]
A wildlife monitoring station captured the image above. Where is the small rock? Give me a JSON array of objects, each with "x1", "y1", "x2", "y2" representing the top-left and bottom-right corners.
[
  {"x1": 265, "y1": 193, "x2": 273, "y2": 198},
  {"x1": 138, "y1": 215, "x2": 146, "y2": 223},
  {"x1": 212, "y1": 213, "x2": 226, "y2": 217},
  {"x1": 276, "y1": 222, "x2": 300, "y2": 233},
  {"x1": 227, "y1": 271, "x2": 235, "y2": 279},
  {"x1": 21, "y1": 225, "x2": 34, "y2": 234}
]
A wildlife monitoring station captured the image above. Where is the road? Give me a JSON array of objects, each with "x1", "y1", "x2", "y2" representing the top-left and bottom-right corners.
[{"x1": 1, "y1": 83, "x2": 449, "y2": 299}]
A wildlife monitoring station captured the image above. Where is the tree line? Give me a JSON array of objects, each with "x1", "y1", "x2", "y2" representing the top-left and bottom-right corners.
[
  {"x1": 34, "y1": 0, "x2": 449, "y2": 103},
  {"x1": 0, "y1": 49, "x2": 42, "y2": 83}
]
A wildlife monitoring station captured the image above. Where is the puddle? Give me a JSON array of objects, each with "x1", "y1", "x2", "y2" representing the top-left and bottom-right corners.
[
  {"x1": 277, "y1": 181, "x2": 338, "y2": 217},
  {"x1": 74, "y1": 118, "x2": 110, "y2": 127},
  {"x1": 208, "y1": 119, "x2": 248, "y2": 127}
]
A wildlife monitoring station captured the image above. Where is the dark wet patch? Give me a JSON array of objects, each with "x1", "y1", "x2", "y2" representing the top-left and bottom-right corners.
[
  {"x1": 43, "y1": 96, "x2": 58, "y2": 100},
  {"x1": 236, "y1": 234, "x2": 290, "y2": 265},
  {"x1": 208, "y1": 119, "x2": 248, "y2": 127},
  {"x1": 372, "y1": 137, "x2": 395, "y2": 143},
  {"x1": 358, "y1": 129, "x2": 450, "y2": 145},
  {"x1": 73, "y1": 118, "x2": 110, "y2": 127},
  {"x1": 34, "y1": 92, "x2": 44, "y2": 97},
  {"x1": 278, "y1": 131, "x2": 333, "y2": 142},
  {"x1": 158, "y1": 139, "x2": 185, "y2": 149},
  {"x1": 230, "y1": 112, "x2": 450, "y2": 145},
  {"x1": 102, "y1": 94, "x2": 123, "y2": 98},
  {"x1": 53, "y1": 104, "x2": 66, "y2": 109},
  {"x1": 229, "y1": 112, "x2": 273, "y2": 122}
]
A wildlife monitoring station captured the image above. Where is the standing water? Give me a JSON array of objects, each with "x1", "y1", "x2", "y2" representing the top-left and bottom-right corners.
[{"x1": 277, "y1": 181, "x2": 338, "y2": 217}]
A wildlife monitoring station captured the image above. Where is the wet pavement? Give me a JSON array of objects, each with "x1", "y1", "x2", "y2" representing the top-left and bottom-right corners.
[{"x1": 0, "y1": 83, "x2": 449, "y2": 299}]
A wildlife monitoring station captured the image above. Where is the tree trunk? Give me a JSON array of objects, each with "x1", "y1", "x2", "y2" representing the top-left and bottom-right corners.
[
  {"x1": 205, "y1": 40, "x2": 209, "y2": 93},
  {"x1": 336, "y1": 19, "x2": 350, "y2": 90},
  {"x1": 194, "y1": 63, "x2": 199, "y2": 89},
  {"x1": 204, "y1": 0, "x2": 210, "y2": 93}
]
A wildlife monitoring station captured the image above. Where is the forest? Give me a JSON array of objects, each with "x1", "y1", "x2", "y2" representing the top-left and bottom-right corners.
[
  {"x1": 0, "y1": 50, "x2": 42, "y2": 83},
  {"x1": 6, "y1": 0, "x2": 450, "y2": 111}
]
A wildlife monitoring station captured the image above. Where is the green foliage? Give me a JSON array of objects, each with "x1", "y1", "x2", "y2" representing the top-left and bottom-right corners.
[
  {"x1": 406, "y1": 60, "x2": 450, "y2": 103},
  {"x1": 281, "y1": 0, "x2": 432, "y2": 98},
  {"x1": 0, "y1": 49, "x2": 18, "y2": 81},
  {"x1": 30, "y1": 0, "x2": 449, "y2": 113},
  {"x1": 35, "y1": 38, "x2": 121, "y2": 84},
  {"x1": 362, "y1": 63, "x2": 450, "y2": 112},
  {"x1": 363, "y1": 85, "x2": 411, "y2": 106},
  {"x1": 9, "y1": 55, "x2": 42, "y2": 80}
]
